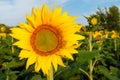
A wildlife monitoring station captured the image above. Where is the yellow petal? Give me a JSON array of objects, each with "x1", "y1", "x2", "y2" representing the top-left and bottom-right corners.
[
  {"x1": 41, "y1": 4, "x2": 51, "y2": 24},
  {"x1": 35, "y1": 8, "x2": 42, "y2": 27},
  {"x1": 19, "y1": 50, "x2": 29, "y2": 59},
  {"x1": 59, "y1": 49, "x2": 74, "y2": 60},
  {"x1": 65, "y1": 34, "x2": 85, "y2": 41},
  {"x1": 51, "y1": 55, "x2": 65, "y2": 71},
  {"x1": 13, "y1": 40, "x2": 32, "y2": 50},
  {"x1": 52, "y1": 7, "x2": 62, "y2": 18},
  {"x1": 50, "y1": 7, "x2": 62, "y2": 26},
  {"x1": 35, "y1": 56, "x2": 51, "y2": 75},
  {"x1": 60, "y1": 23, "x2": 77, "y2": 34},
  {"x1": 34, "y1": 63, "x2": 40, "y2": 72},
  {"x1": 26, "y1": 13, "x2": 36, "y2": 28},
  {"x1": 10, "y1": 28, "x2": 30, "y2": 40},
  {"x1": 51, "y1": 55, "x2": 58, "y2": 71},
  {"x1": 19, "y1": 23, "x2": 34, "y2": 32},
  {"x1": 26, "y1": 54, "x2": 36, "y2": 69},
  {"x1": 19, "y1": 50, "x2": 35, "y2": 60},
  {"x1": 56, "y1": 56, "x2": 65, "y2": 67},
  {"x1": 57, "y1": 12, "x2": 77, "y2": 26},
  {"x1": 31, "y1": 8, "x2": 36, "y2": 19},
  {"x1": 41, "y1": 56, "x2": 51, "y2": 75}
]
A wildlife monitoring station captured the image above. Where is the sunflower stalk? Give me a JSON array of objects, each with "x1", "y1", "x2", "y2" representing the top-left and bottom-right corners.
[
  {"x1": 79, "y1": 68, "x2": 89, "y2": 78},
  {"x1": 89, "y1": 60, "x2": 93, "y2": 80},
  {"x1": 114, "y1": 38, "x2": 119, "y2": 61},
  {"x1": 89, "y1": 31, "x2": 93, "y2": 80},
  {"x1": 47, "y1": 65, "x2": 54, "y2": 80},
  {"x1": 89, "y1": 31, "x2": 92, "y2": 52},
  {"x1": 79, "y1": 30, "x2": 94, "y2": 80},
  {"x1": 11, "y1": 37, "x2": 14, "y2": 53},
  {"x1": 6, "y1": 68, "x2": 10, "y2": 80},
  {"x1": 79, "y1": 59, "x2": 97, "y2": 80},
  {"x1": 114, "y1": 38, "x2": 117, "y2": 52},
  {"x1": 98, "y1": 40, "x2": 103, "y2": 51}
]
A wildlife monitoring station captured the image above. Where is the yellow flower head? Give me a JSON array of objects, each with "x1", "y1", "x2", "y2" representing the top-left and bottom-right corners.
[
  {"x1": 88, "y1": 14, "x2": 100, "y2": 26},
  {"x1": 91, "y1": 17, "x2": 97, "y2": 26},
  {"x1": 111, "y1": 30, "x2": 119, "y2": 38},
  {"x1": 0, "y1": 33, "x2": 6, "y2": 38},
  {"x1": 0, "y1": 26, "x2": 6, "y2": 33},
  {"x1": 10, "y1": 4, "x2": 84, "y2": 75},
  {"x1": 93, "y1": 31, "x2": 102, "y2": 39}
]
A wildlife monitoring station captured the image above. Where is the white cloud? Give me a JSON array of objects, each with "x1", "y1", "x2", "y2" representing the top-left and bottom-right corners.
[{"x1": 0, "y1": 0, "x2": 68, "y2": 26}]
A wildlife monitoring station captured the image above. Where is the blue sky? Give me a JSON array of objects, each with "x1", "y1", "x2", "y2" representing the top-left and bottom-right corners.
[{"x1": 0, "y1": 0, "x2": 120, "y2": 26}]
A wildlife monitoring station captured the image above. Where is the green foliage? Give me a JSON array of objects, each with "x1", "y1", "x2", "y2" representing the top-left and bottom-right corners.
[
  {"x1": 97, "y1": 66, "x2": 120, "y2": 80},
  {"x1": 31, "y1": 75, "x2": 45, "y2": 80},
  {"x1": 76, "y1": 50, "x2": 100, "y2": 64},
  {"x1": 96, "y1": 6, "x2": 120, "y2": 32},
  {"x1": 0, "y1": 24, "x2": 11, "y2": 33}
]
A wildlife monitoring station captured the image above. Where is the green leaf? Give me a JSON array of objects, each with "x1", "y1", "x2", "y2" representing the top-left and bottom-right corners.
[
  {"x1": 0, "y1": 73, "x2": 5, "y2": 80},
  {"x1": 98, "y1": 65, "x2": 109, "y2": 74},
  {"x1": 31, "y1": 75, "x2": 45, "y2": 80},
  {"x1": 2, "y1": 59, "x2": 24, "y2": 69},
  {"x1": 9, "y1": 71, "x2": 18, "y2": 80},
  {"x1": 109, "y1": 66, "x2": 120, "y2": 78},
  {"x1": 76, "y1": 50, "x2": 100, "y2": 64}
]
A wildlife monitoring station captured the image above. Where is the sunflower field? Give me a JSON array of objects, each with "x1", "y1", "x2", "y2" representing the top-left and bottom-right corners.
[{"x1": 0, "y1": 5, "x2": 120, "y2": 80}]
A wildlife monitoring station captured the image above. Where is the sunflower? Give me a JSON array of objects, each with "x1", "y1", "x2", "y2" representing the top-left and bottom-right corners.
[
  {"x1": 90, "y1": 17, "x2": 97, "y2": 26},
  {"x1": 93, "y1": 31, "x2": 102, "y2": 39},
  {"x1": 0, "y1": 26, "x2": 6, "y2": 33},
  {"x1": 92, "y1": 31, "x2": 103, "y2": 43},
  {"x1": 0, "y1": 33, "x2": 6, "y2": 38},
  {"x1": 111, "y1": 30, "x2": 119, "y2": 38},
  {"x1": 0, "y1": 26, "x2": 6, "y2": 38},
  {"x1": 88, "y1": 14, "x2": 100, "y2": 26},
  {"x1": 10, "y1": 4, "x2": 84, "y2": 75}
]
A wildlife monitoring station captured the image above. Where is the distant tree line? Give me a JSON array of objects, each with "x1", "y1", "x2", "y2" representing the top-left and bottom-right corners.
[
  {"x1": 84, "y1": 5, "x2": 120, "y2": 32},
  {"x1": 96, "y1": 5, "x2": 120, "y2": 32}
]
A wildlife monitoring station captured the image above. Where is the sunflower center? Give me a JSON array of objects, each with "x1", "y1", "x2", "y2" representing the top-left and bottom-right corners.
[
  {"x1": 35, "y1": 29, "x2": 58, "y2": 52},
  {"x1": 30, "y1": 25, "x2": 62, "y2": 56}
]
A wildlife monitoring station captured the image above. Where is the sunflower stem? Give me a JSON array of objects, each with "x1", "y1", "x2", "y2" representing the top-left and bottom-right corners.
[
  {"x1": 89, "y1": 60, "x2": 93, "y2": 80},
  {"x1": 6, "y1": 68, "x2": 9, "y2": 80},
  {"x1": 79, "y1": 68, "x2": 90, "y2": 78},
  {"x1": 89, "y1": 31, "x2": 92, "y2": 52},
  {"x1": 47, "y1": 65, "x2": 54, "y2": 80},
  {"x1": 98, "y1": 40, "x2": 103, "y2": 51},
  {"x1": 89, "y1": 31, "x2": 93, "y2": 80},
  {"x1": 11, "y1": 37, "x2": 14, "y2": 53},
  {"x1": 114, "y1": 38, "x2": 117, "y2": 52}
]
